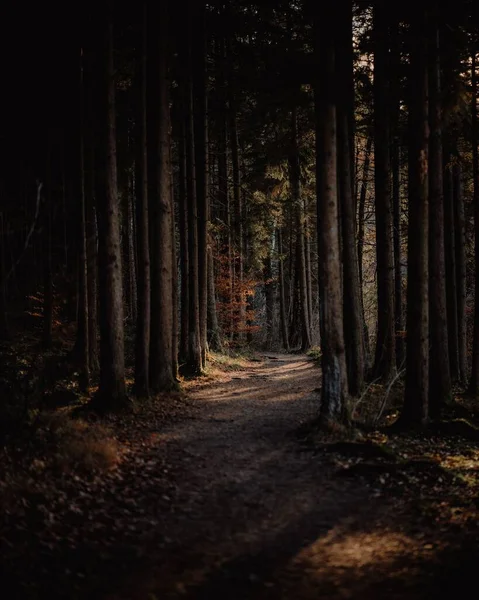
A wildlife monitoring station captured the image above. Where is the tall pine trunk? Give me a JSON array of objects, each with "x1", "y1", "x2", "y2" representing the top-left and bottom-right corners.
[
  {"x1": 428, "y1": 18, "x2": 451, "y2": 414},
  {"x1": 469, "y1": 49, "x2": 479, "y2": 395},
  {"x1": 372, "y1": 5, "x2": 396, "y2": 382},
  {"x1": 453, "y1": 163, "x2": 467, "y2": 384},
  {"x1": 290, "y1": 107, "x2": 311, "y2": 351},
  {"x1": 134, "y1": 1, "x2": 150, "y2": 398},
  {"x1": 193, "y1": 2, "x2": 209, "y2": 366},
  {"x1": 95, "y1": 3, "x2": 126, "y2": 406},
  {"x1": 337, "y1": 0, "x2": 364, "y2": 396},
  {"x1": 444, "y1": 155, "x2": 460, "y2": 382},
  {"x1": 76, "y1": 48, "x2": 90, "y2": 393},
  {"x1": 401, "y1": 9, "x2": 429, "y2": 426},
  {"x1": 277, "y1": 228, "x2": 290, "y2": 351},
  {"x1": 315, "y1": 6, "x2": 349, "y2": 427},
  {"x1": 183, "y1": 0, "x2": 202, "y2": 374},
  {"x1": 148, "y1": 0, "x2": 176, "y2": 391}
]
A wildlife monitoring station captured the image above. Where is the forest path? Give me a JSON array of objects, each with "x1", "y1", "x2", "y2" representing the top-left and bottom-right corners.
[
  {"x1": 115, "y1": 353, "x2": 458, "y2": 600},
  {"x1": 5, "y1": 353, "x2": 475, "y2": 599}
]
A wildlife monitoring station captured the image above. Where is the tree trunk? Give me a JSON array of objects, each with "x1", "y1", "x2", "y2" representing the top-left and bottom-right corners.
[
  {"x1": 229, "y1": 72, "x2": 244, "y2": 337},
  {"x1": 0, "y1": 213, "x2": 8, "y2": 340},
  {"x1": 86, "y1": 156, "x2": 99, "y2": 375},
  {"x1": 290, "y1": 107, "x2": 311, "y2": 351},
  {"x1": 357, "y1": 133, "x2": 372, "y2": 285},
  {"x1": 134, "y1": 1, "x2": 150, "y2": 398},
  {"x1": 277, "y1": 229, "x2": 289, "y2": 351},
  {"x1": 314, "y1": 6, "x2": 349, "y2": 427},
  {"x1": 76, "y1": 49, "x2": 90, "y2": 393},
  {"x1": 453, "y1": 162, "x2": 467, "y2": 384},
  {"x1": 95, "y1": 3, "x2": 126, "y2": 406},
  {"x1": 183, "y1": 1, "x2": 202, "y2": 374},
  {"x1": 264, "y1": 251, "x2": 274, "y2": 348},
  {"x1": 469, "y1": 49, "x2": 479, "y2": 395},
  {"x1": 207, "y1": 245, "x2": 222, "y2": 351},
  {"x1": 178, "y1": 111, "x2": 189, "y2": 363},
  {"x1": 148, "y1": 0, "x2": 176, "y2": 391},
  {"x1": 428, "y1": 18, "x2": 451, "y2": 415},
  {"x1": 391, "y1": 18, "x2": 404, "y2": 369},
  {"x1": 193, "y1": 2, "x2": 208, "y2": 367},
  {"x1": 43, "y1": 149, "x2": 53, "y2": 349},
  {"x1": 444, "y1": 155, "x2": 460, "y2": 382},
  {"x1": 372, "y1": 5, "x2": 396, "y2": 382},
  {"x1": 401, "y1": 9, "x2": 429, "y2": 426},
  {"x1": 337, "y1": 0, "x2": 364, "y2": 396},
  {"x1": 305, "y1": 212, "x2": 313, "y2": 334}
]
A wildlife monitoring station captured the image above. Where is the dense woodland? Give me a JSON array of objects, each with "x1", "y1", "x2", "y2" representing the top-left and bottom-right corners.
[
  {"x1": 3, "y1": 1, "x2": 479, "y2": 597},
  {"x1": 3, "y1": 0, "x2": 476, "y2": 426}
]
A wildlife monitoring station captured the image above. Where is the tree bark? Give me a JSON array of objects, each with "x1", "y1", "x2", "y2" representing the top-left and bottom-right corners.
[
  {"x1": 193, "y1": 1, "x2": 208, "y2": 367},
  {"x1": 314, "y1": 5, "x2": 349, "y2": 427},
  {"x1": 401, "y1": 9, "x2": 429, "y2": 426},
  {"x1": 337, "y1": 0, "x2": 364, "y2": 396},
  {"x1": 372, "y1": 5, "x2": 396, "y2": 382},
  {"x1": 95, "y1": 2, "x2": 126, "y2": 406},
  {"x1": 183, "y1": 1, "x2": 202, "y2": 374},
  {"x1": 428, "y1": 18, "x2": 451, "y2": 415},
  {"x1": 357, "y1": 133, "x2": 372, "y2": 285},
  {"x1": 207, "y1": 245, "x2": 222, "y2": 351},
  {"x1": 134, "y1": 1, "x2": 150, "y2": 398},
  {"x1": 76, "y1": 48, "x2": 90, "y2": 393},
  {"x1": 453, "y1": 162, "x2": 467, "y2": 384},
  {"x1": 264, "y1": 250, "x2": 274, "y2": 348},
  {"x1": 43, "y1": 148, "x2": 53, "y2": 349},
  {"x1": 290, "y1": 107, "x2": 311, "y2": 351},
  {"x1": 148, "y1": 0, "x2": 176, "y2": 391},
  {"x1": 277, "y1": 229, "x2": 290, "y2": 351},
  {"x1": 444, "y1": 155, "x2": 460, "y2": 382},
  {"x1": 0, "y1": 213, "x2": 8, "y2": 340},
  {"x1": 391, "y1": 18, "x2": 404, "y2": 369},
  {"x1": 469, "y1": 49, "x2": 479, "y2": 395}
]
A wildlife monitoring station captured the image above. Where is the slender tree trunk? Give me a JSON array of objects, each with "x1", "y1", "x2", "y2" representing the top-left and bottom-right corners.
[
  {"x1": 428, "y1": 19, "x2": 451, "y2": 415},
  {"x1": 193, "y1": 2, "x2": 208, "y2": 367},
  {"x1": 314, "y1": 6, "x2": 349, "y2": 427},
  {"x1": 453, "y1": 162, "x2": 467, "y2": 384},
  {"x1": 184, "y1": 2, "x2": 202, "y2": 374},
  {"x1": 264, "y1": 250, "x2": 274, "y2": 348},
  {"x1": 401, "y1": 9, "x2": 429, "y2": 426},
  {"x1": 86, "y1": 155, "x2": 99, "y2": 374},
  {"x1": 469, "y1": 49, "x2": 479, "y2": 395},
  {"x1": 178, "y1": 114, "x2": 189, "y2": 363},
  {"x1": 276, "y1": 229, "x2": 290, "y2": 351},
  {"x1": 0, "y1": 213, "x2": 8, "y2": 340},
  {"x1": 290, "y1": 107, "x2": 311, "y2": 351},
  {"x1": 216, "y1": 38, "x2": 233, "y2": 338},
  {"x1": 134, "y1": 1, "x2": 150, "y2": 398},
  {"x1": 207, "y1": 245, "x2": 222, "y2": 351},
  {"x1": 444, "y1": 154, "x2": 460, "y2": 382},
  {"x1": 229, "y1": 83, "x2": 244, "y2": 337},
  {"x1": 305, "y1": 212, "x2": 313, "y2": 333},
  {"x1": 337, "y1": 0, "x2": 364, "y2": 396},
  {"x1": 43, "y1": 149, "x2": 53, "y2": 348},
  {"x1": 357, "y1": 133, "x2": 372, "y2": 285},
  {"x1": 95, "y1": 3, "x2": 126, "y2": 406},
  {"x1": 148, "y1": 0, "x2": 176, "y2": 391},
  {"x1": 391, "y1": 18, "x2": 404, "y2": 369},
  {"x1": 76, "y1": 49, "x2": 90, "y2": 393},
  {"x1": 372, "y1": 5, "x2": 396, "y2": 382}
]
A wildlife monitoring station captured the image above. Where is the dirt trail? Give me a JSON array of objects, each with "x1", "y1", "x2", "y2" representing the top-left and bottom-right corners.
[
  {"x1": 114, "y1": 354, "x2": 461, "y2": 600},
  {"x1": 4, "y1": 353, "x2": 475, "y2": 599}
]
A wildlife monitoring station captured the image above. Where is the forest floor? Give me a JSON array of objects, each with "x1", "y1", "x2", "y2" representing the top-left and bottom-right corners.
[{"x1": 1, "y1": 352, "x2": 479, "y2": 599}]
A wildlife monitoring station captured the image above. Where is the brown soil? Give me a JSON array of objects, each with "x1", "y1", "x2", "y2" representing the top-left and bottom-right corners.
[{"x1": 2, "y1": 353, "x2": 478, "y2": 599}]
